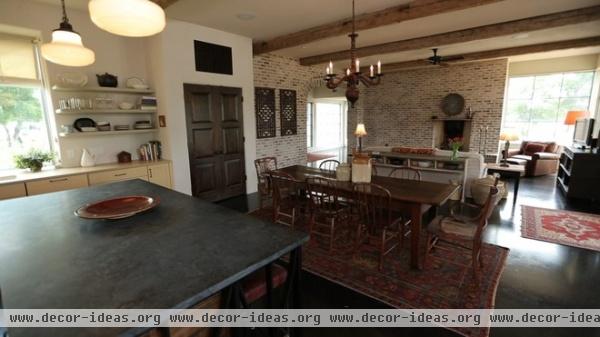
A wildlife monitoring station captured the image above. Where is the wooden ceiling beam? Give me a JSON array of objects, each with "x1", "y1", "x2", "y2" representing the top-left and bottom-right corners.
[
  {"x1": 300, "y1": 5, "x2": 600, "y2": 66},
  {"x1": 151, "y1": 0, "x2": 179, "y2": 9},
  {"x1": 377, "y1": 36, "x2": 600, "y2": 72},
  {"x1": 253, "y1": 0, "x2": 504, "y2": 55}
]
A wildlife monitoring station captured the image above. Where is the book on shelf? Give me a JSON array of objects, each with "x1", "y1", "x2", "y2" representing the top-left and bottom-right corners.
[
  {"x1": 139, "y1": 140, "x2": 162, "y2": 161},
  {"x1": 140, "y1": 96, "x2": 157, "y2": 110}
]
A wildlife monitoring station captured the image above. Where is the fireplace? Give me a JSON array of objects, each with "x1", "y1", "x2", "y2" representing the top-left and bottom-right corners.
[{"x1": 432, "y1": 118, "x2": 472, "y2": 151}]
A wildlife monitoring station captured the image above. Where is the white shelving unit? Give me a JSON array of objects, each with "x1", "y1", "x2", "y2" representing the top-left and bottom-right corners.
[
  {"x1": 55, "y1": 109, "x2": 157, "y2": 115},
  {"x1": 52, "y1": 85, "x2": 154, "y2": 94},
  {"x1": 52, "y1": 85, "x2": 158, "y2": 141},
  {"x1": 59, "y1": 129, "x2": 158, "y2": 138}
]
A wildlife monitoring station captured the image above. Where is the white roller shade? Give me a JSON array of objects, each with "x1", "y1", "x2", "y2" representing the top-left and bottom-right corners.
[{"x1": 0, "y1": 33, "x2": 38, "y2": 81}]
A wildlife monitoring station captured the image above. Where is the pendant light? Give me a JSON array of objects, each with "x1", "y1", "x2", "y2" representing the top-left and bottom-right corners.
[
  {"x1": 41, "y1": 0, "x2": 95, "y2": 67},
  {"x1": 89, "y1": 0, "x2": 166, "y2": 37}
]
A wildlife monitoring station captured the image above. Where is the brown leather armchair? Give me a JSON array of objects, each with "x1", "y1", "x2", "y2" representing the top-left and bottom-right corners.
[{"x1": 503, "y1": 141, "x2": 562, "y2": 177}]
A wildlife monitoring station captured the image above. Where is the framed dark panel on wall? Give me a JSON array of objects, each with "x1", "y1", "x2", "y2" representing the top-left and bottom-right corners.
[
  {"x1": 255, "y1": 87, "x2": 276, "y2": 138},
  {"x1": 279, "y1": 89, "x2": 297, "y2": 136},
  {"x1": 194, "y1": 40, "x2": 233, "y2": 75}
]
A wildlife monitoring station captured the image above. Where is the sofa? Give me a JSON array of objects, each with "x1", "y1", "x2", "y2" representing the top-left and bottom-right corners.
[{"x1": 503, "y1": 141, "x2": 562, "y2": 177}]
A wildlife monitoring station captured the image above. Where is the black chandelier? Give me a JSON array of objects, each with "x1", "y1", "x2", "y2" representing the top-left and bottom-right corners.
[{"x1": 324, "y1": 0, "x2": 382, "y2": 108}]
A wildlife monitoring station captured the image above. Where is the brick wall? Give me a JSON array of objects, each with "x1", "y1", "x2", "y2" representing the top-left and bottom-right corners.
[
  {"x1": 349, "y1": 59, "x2": 508, "y2": 155},
  {"x1": 253, "y1": 53, "x2": 322, "y2": 168}
]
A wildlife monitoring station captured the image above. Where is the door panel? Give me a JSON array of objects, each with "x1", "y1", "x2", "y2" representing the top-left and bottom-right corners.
[
  {"x1": 190, "y1": 92, "x2": 212, "y2": 123},
  {"x1": 222, "y1": 127, "x2": 242, "y2": 154},
  {"x1": 192, "y1": 128, "x2": 215, "y2": 158},
  {"x1": 223, "y1": 158, "x2": 243, "y2": 187},
  {"x1": 184, "y1": 84, "x2": 245, "y2": 201}
]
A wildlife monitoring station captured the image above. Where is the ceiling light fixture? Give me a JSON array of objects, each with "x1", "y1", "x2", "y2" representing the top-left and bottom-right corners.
[
  {"x1": 41, "y1": 0, "x2": 95, "y2": 67},
  {"x1": 89, "y1": 0, "x2": 166, "y2": 37},
  {"x1": 324, "y1": 0, "x2": 382, "y2": 108}
]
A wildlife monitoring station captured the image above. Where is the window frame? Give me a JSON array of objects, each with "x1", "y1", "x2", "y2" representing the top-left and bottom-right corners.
[
  {"x1": 0, "y1": 35, "x2": 56, "y2": 170},
  {"x1": 501, "y1": 70, "x2": 595, "y2": 144}
]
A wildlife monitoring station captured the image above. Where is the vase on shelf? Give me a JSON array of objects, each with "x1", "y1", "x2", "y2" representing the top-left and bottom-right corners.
[
  {"x1": 451, "y1": 148, "x2": 459, "y2": 161},
  {"x1": 448, "y1": 137, "x2": 463, "y2": 161}
]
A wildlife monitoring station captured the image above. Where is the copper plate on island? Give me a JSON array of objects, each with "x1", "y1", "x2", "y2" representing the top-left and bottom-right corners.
[{"x1": 75, "y1": 195, "x2": 160, "y2": 220}]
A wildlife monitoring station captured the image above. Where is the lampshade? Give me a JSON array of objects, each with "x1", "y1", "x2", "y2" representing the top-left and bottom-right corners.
[
  {"x1": 354, "y1": 123, "x2": 367, "y2": 137},
  {"x1": 564, "y1": 110, "x2": 588, "y2": 125},
  {"x1": 41, "y1": 24, "x2": 95, "y2": 67},
  {"x1": 89, "y1": 0, "x2": 166, "y2": 37},
  {"x1": 499, "y1": 131, "x2": 519, "y2": 141}
]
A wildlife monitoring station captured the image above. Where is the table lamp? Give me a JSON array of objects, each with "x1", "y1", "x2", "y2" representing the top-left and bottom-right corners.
[
  {"x1": 499, "y1": 131, "x2": 519, "y2": 167},
  {"x1": 354, "y1": 123, "x2": 367, "y2": 153},
  {"x1": 564, "y1": 110, "x2": 588, "y2": 125}
]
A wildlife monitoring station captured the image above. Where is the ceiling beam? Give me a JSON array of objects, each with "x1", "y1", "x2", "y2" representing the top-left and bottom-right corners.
[
  {"x1": 377, "y1": 36, "x2": 600, "y2": 72},
  {"x1": 253, "y1": 0, "x2": 504, "y2": 55},
  {"x1": 300, "y1": 5, "x2": 600, "y2": 66},
  {"x1": 151, "y1": 0, "x2": 179, "y2": 9}
]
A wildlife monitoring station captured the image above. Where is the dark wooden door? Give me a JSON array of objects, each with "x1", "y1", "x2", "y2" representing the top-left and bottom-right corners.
[{"x1": 184, "y1": 84, "x2": 246, "y2": 201}]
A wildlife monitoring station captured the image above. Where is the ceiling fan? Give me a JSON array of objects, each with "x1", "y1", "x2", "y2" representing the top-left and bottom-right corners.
[{"x1": 425, "y1": 48, "x2": 464, "y2": 66}]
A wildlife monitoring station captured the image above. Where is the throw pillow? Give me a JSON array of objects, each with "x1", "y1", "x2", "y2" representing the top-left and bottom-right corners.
[{"x1": 524, "y1": 143, "x2": 546, "y2": 156}]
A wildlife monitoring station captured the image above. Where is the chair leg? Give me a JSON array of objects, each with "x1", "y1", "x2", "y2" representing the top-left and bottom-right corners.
[
  {"x1": 424, "y1": 232, "x2": 432, "y2": 268},
  {"x1": 290, "y1": 207, "x2": 296, "y2": 230},
  {"x1": 378, "y1": 230, "x2": 386, "y2": 271},
  {"x1": 472, "y1": 250, "x2": 480, "y2": 279},
  {"x1": 329, "y1": 218, "x2": 335, "y2": 253},
  {"x1": 353, "y1": 223, "x2": 362, "y2": 258}
]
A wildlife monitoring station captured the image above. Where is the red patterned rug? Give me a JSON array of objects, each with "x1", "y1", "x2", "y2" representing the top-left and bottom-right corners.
[
  {"x1": 521, "y1": 206, "x2": 600, "y2": 252},
  {"x1": 307, "y1": 152, "x2": 336, "y2": 163},
  {"x1": 250, "y1": 209, "x2": 509, "y2": 337}
]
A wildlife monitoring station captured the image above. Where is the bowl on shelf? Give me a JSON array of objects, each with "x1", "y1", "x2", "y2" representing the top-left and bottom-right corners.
[
  {"x1": 118, "y1": 102, "x2": 134, "y2": 110},
  {"x1": 415, "y1": 161, "x2": 432, "y2": 168},
  {"x1": 126, "y1": 77, "x2": 149, "y2": 90}
]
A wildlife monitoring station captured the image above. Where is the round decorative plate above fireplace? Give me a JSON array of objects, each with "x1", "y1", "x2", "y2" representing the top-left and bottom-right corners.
[{"x1": 441, "y1": 93, "x2": 465, "y2": 116}]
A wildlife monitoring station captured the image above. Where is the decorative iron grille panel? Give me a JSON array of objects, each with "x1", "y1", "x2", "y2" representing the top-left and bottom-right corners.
[
  {"x1": 279, "y1": 89, "x2": 297, "y2": 136},
  {"x1": 255, "y1": 87, "x2": 276, "y2": 138}
]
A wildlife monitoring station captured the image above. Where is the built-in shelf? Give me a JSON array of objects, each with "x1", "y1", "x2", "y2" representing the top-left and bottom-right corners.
[
  {"x1": 55, "y1": 109, "x2": 157, "y2": 115},
  {"x1": 52, "y1": 85, "x2": 154, "y2": 94},
  {"x1": 59, "y1": 129, "x2": 158, "y2": 138}
]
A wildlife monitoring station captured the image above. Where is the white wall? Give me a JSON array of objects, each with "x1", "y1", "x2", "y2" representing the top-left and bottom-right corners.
[
  {"x1": 147, "y1": 20, "x2": 257, "y2": 195},
  {"x1": 0, "y1": 0, "x2": 152, "y2": 167},
  {"x1": 509, "y1": 54, "x2": 599, "y2": 76}
]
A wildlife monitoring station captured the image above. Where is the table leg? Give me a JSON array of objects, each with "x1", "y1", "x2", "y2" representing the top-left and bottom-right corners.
[
  {"x1": 285, "y1": 247, "x2": 303, "y2": 337},
  {"x1": 513, "y1": 174, "x2": 520, "y2": 204},
  {"x1": 409, "y1": 204, "x2": 422, "y2": 270}
]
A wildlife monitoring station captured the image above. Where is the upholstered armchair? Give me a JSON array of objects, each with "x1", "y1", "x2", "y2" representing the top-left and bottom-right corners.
[{"x1": 503, "y1": 141, "x2": 562, "y2": 177}]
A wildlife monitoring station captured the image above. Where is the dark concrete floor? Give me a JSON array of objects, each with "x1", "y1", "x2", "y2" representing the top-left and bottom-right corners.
[{"x1": 217, "y1": 175, "x2": 600, "y2": 337}]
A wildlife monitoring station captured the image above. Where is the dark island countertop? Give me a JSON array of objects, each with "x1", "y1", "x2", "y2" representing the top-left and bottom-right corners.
[{"x1": 0, "y1": 179, "x2": 308, "y2": 337}]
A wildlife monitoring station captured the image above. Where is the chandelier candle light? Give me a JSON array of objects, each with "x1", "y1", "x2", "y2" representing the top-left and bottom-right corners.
[
  {"x1": 324, "y1": 0, "x2": 382, "y2": 107},
  {"x1": 41, "y1": 0, "x2": 95, "y2": 67}
]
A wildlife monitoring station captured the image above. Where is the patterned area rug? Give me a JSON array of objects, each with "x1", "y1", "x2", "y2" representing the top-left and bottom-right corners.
[
  {"x1": 307, "y1": 152, "x2": 336, "y2": 163},
  {"x1": 521, "y1": 205, "x2": 600, "y2": 252},
  {"x1": 250, "y1": 209, "x2": 509, "y2": 337}
]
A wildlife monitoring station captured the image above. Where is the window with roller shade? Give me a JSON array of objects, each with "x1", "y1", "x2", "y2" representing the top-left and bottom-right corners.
[
  {"x1": 0, "y1": 33, "x2": 53, "y2": 170},
  {"x1": 502, "y1": 71, "x2": 595, "y2": 145}
]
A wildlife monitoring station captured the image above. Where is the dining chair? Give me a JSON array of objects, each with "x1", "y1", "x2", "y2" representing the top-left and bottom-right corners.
[
  {"x1": 353, "y1": 183, "x2": 411, "y2": 271},
  {"x1": 450, "y1": 174, "x2": 499, "y2": 223},
  {"x1": 319, "y1": 159, "x2": 340, "y2": 172},
  {"x1": 270, "y1": 170, "x2": 303, "y2": 229},
  {"x1": 388, "y1": 166, "x2": 421, "y2": 180},
  {"x1": 306, "y1": 176, "x2": 350, "y2": 252},
  {"x1": 425, "y1": 185, "x2": 501, "y2": 278},
  {"x1": 254, "y1": 157, "x2": 278, "y2": 209}
]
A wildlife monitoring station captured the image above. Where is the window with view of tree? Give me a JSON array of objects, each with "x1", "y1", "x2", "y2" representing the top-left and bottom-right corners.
[
  {"x1": 0, "y1": 33, "x2": 52, "y2": 170},
  {"x1": 502, "y1": 71, "x2": 595, "y2": 145}
]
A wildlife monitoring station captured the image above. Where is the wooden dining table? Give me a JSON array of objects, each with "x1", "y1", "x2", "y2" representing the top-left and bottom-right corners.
[{"x1": 277, "y1": 165, "x2": 460, "y2": 269}]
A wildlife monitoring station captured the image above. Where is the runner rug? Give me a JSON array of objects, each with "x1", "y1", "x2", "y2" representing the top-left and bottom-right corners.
[
  {"x1": 250, "y1": 209, "x2": 509, "y2": 337},
  {"x1": 521, "y1": 205, "x2": 600, "y2": 252}
]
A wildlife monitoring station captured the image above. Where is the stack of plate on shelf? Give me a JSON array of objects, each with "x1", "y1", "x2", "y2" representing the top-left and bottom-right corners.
[
  {"x1": 114, "y1": 125, "x2": 130, "y2": 131},
  {"x1": 134, "y1": 121, "x2": 153, "y2": 129},
  {"x1": 126, "y1": 77, "x2": 149, "y2": 90},
  {"x1": 97, "y1": 121, "x2": 111, "y2": 131}
]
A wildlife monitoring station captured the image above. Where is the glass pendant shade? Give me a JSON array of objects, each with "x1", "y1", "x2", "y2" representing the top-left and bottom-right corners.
[
  {"x1": 41, "y1": 28, "x2": 95, "y2": 67},
  {"x1": 89, "y1": 0, "x2": 166, "y2": 37}
]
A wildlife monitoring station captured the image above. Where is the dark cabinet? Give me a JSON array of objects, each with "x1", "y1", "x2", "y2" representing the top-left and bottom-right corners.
[{"x1": 557, "y1": 146, "x2": 600, "y2": 201}]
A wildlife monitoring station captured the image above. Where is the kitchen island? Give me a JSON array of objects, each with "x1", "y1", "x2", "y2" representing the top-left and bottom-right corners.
[{"x1": 0, "y1": 179, "x2": 308, "y2": 337}]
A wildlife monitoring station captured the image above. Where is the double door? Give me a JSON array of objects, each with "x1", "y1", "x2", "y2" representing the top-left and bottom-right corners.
[{"x1": 184, "y1": 84, "x2": 246, "y2": 201}]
